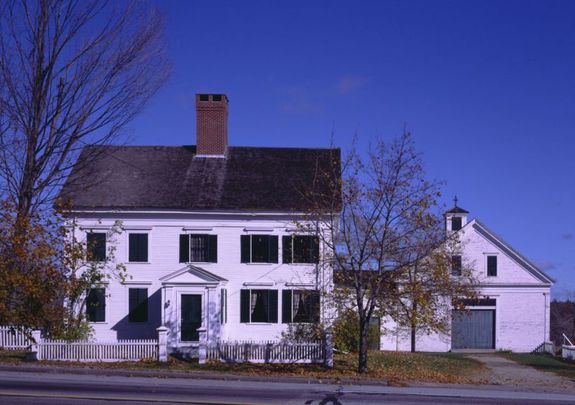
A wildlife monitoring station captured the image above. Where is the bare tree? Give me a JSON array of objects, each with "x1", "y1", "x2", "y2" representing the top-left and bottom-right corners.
[
  {"x1": 304, "y1": 131, "x2": 472, "y2": 372},
  {"x1": 0, "y1": 0, "x2": 169, "y2": 217}
]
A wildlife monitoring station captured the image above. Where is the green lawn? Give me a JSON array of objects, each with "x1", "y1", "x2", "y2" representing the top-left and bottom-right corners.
[
  {"x1": 500, "y1": 352, "x2": 575, "y2": 379},
  {"x1": 0, "y1": 349, "x2": 483, "y2": 384},
  {"x1": 0, "y1": 350, "x2": 27, "y2": 363}
]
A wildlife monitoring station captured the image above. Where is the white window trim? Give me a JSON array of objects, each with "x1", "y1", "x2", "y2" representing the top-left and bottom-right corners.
[
  {"x1": 243, "y1": 289, "x2": 277, "y2": 324},
  {"x1": 484, "y1": 252, "x2": 499, "y2": 277},
  {"x1": 243, "y1": 234, "x2": 277, "y2": 264}
]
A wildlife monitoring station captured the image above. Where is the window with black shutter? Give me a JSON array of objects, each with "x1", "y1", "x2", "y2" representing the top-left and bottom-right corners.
[
  {"x1": 86, "y1": 288, "x2": 105, "y2": 322},
  {"x1": 240, "y1": 235, "x2": 278, "y2": 263},
  {"x1": 283, "y1": 235, "x2": 319, "y2": 264},
  {"x1": 129, "y1": 288, "x2": 148, "y2": 322},
  {"x1": 487, "y1": 255, "x2": 497, "y2": 277},
  {"x1": 179, "y1": 234, "x2": 217, "y2": 263},
  {"x1": 129, "y1": 234, "x2": 148, "y2": 262},
  {"x1": 451, "y1": 255, "x2": 462, "y2": 276},
  {"x1": 87, "y1": 233, "x2": 106, "y2": 262},
  {"x1": 282, "y1": 290, "x2": 320, "y2": 323},
  {"x1": 239, "y1": 289, "x2": 278, "y2": 323},
  {"x1": 451, "y1": 217, "x2": 462, "y2": 231}
]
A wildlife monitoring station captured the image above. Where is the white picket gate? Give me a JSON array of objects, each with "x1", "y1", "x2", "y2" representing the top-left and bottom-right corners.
[
  {"x1": 38, "y1": 339, "x2": 158, "y2": 362},
  {"x1": 0, "y1": 326, "x2": 32, "y2": 350},
  {"x1": 206, "y1": 340, "x2": 325, "y2": 364}
]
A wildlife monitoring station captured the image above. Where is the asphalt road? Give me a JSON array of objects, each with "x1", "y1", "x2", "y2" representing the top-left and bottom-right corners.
[{"x1": 0, "y1": 370, "x2": 574, "y2": 405}]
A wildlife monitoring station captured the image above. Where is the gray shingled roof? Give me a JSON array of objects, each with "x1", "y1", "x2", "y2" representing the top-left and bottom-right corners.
[{"x1": 59, "y1": 145, "x2": 341, "y2": 212}]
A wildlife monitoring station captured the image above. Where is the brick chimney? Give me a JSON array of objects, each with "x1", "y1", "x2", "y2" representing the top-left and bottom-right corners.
[{"x1": 196, "y1": 94, "x2": 228, "y2": 156}]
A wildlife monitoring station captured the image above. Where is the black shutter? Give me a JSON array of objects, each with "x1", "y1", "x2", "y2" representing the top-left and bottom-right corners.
[
  {"x1": 268, "y1": 290, "x2": 278, "y2": 323},
  {"x1": 95, "y1": 289, "x2": 106, "y2": 322},
  {"x1": 311, "y1": 291, "x2": 320, "y2": 323},
  {"x1": 241, "y1": 235, "x2": 250, "y2": 263},
  {"x1": 310, "y1": 236, "x2": 319, "y2": 263},
  {"x1": 269, "y1": 236, "x2": 278, "y2": 263},
  {"x1": 282, "y1": 236, "x2": 292, "y2": 264},
  {"x1": 208, "y1": 235, "x2": 218, "y2": 263},
  {"x1": 179, "y1": 235, "x2": 189, "y2": 263},
  {"x1": 282, "y1": 290, "x2": 292, "y2": 323},
  {"x1": 240, "y1": 290, "x2": 250, "y2": 323},
  {"x1": 141, "y1": 235, "x2": 148, "y2": 262}
]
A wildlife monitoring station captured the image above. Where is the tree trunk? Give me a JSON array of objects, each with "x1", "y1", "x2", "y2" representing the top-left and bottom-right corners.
[
  {"x1": 410, "y1": 301, "x2": 417, "y2": 352},
  {"x1": 358, "y1": 318, "x2": 370, "y2": 373}
]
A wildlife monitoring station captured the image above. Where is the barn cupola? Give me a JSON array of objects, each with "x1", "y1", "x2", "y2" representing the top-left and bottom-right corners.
[{"x1": 444, "y1": 196, "x2": 469, "y2": 232}]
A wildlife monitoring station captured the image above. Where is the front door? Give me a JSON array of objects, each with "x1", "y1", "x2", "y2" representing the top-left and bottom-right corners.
[{"x1": 181, "y1": 294, "x2": 202, "y2": 342}]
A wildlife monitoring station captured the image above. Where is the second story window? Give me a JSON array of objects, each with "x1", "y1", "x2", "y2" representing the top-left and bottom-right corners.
[
  {"x1": 87, "y1": 232, "x2": 106, "y2": 262},
  {"x1": 129, "y1": 233, "x2": 148, "y2": 262},
  {"x1": 451, "y1": 255, "x2": 462, "y2": 276},
  {"x1": 283, "y1": 235, "x2": 319, "y2": 264},
  {"x1": 179, "y1": 234, "x2": 217, "y2": 263},
  {"x1": 241, "y1": 235, "x2": 278, "y2": 263},
  {"x1": 487, "y1": 255, "x2": 498, "y2": 277}
]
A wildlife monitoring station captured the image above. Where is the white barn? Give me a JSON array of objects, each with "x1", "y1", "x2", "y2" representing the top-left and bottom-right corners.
[
  {"x1": 380, "y1": 205, "x2": 554, "y2": 352},
  {"x1": 59, "y1": 94, "x2": 339, "y2": 354}
]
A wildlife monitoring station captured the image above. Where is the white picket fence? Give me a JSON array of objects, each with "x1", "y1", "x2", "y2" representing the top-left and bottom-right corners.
[
  {"x1": 38, "y1": 339, "x2": 158, "y2": 362},
  {"x1": 206, "y1": 340, "x2": 325, "y2": 364},
  {"x1": 0, "y1": 326, "x2": 32, "y2": 350}
]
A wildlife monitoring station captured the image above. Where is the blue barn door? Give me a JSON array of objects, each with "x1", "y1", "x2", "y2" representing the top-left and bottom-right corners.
[{"x1": 452, "y1": 310, "x2": 495, "y2": 349}]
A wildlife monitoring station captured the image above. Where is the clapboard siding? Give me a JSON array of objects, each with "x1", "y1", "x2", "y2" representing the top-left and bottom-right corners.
[{"x1": 74, "y1": 213, "x2": 331, "y2": 343}]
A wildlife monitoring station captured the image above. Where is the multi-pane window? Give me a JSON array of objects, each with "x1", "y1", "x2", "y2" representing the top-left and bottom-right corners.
[
  {"x1": 282, "y1": 235, "x2": 319, "y2": 264},
  {"x1": 487, "y1": 255, "x2": 498, "y2": 277},
  {"x1": 129, "y1": 234, "x2": 148, "y2": 262},
  {"x1": 128, "y1": 288, "x2": 148, "y2": 322},
  {"x1": 241, "y1": 235, "x2": 278, "y2": 263},
  {"x1": 87, "y1": 233, "x2": 106, "y2": 262},
  {"x1": 451, "y1": 255, "x2": 462, "y2": 276},
  {"x1": 282, "y1": 290, "x2": 320, "y2": 323},
  {"x1": 451, "y1": 217, "x2": 462, "y2": 231},
  {"x1": 86, "y1": 288, "x2": 106, "y2": 322},
  {"x1": 179, "y1": 234, "x2": 217, "y2": 263},
  {"x1": 240, "y1": 289, "x2": 278, "y2": 323}
]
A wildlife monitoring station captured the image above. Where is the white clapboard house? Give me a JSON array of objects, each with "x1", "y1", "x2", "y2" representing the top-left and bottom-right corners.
[
  {"x1": 381, "y1": 204, "x2": 554, "y2": 352},
  {"x1": 59, "y1": 94, "x2": 340, "y2": 353}
]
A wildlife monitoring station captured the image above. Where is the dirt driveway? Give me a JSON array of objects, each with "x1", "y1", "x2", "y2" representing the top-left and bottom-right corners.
[{"x1": 468, "y1": 354, "x2": 575, "y2": 391}]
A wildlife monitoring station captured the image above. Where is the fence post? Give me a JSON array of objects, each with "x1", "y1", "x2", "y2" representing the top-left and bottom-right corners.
[
  {"x1": 198, "y1": 327, "x2": 207, "y2": 365},
  {"x1": 324, "y1": 329, "x2": 333, "y2": 368},
  {"x1": 156, "y1": 326, "x2": 169, "y2": 362},
  {"x1": 27, "y1": 330, "x2": 42, "y2": 361}
]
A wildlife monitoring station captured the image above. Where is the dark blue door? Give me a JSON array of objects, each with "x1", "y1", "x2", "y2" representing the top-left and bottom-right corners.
[
  {"x1": 452, "y1": 310, "x2": 495, "y2": 349},
  {"x1": 181, "y1": 295, "x2": 202, "y2": 342}
]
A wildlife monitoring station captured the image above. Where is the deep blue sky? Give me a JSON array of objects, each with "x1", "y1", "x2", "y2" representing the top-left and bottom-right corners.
[{"x1": 129, "y1": 0, "x2": 574, "y2": 297}]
